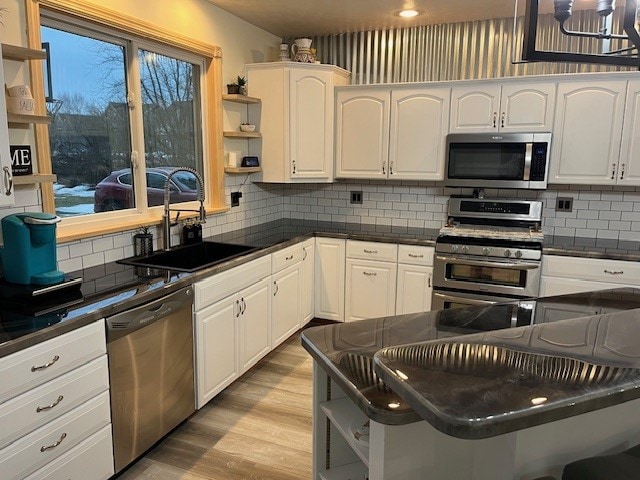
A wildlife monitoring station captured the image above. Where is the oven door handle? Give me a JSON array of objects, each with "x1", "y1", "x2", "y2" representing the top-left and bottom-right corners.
[
  {"x1": 433, "y1": 292, "x2": 499, "y2": 306},
  {"x1": 436, "y1": 255, "x2": 540, "y2": 270}
]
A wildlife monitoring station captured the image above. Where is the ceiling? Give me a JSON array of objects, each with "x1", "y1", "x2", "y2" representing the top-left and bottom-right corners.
[{"x1": 203, "y1": 0, "x2": 591, "y2": 38}]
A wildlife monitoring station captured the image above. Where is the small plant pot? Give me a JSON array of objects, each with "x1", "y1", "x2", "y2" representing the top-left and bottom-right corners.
[{"x1": 227, "y1": 84, "x2": 241, "y2": 95}]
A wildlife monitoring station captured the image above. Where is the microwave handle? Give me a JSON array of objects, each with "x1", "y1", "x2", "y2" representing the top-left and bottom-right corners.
[{"x1": 523, "y1": 142, "x2": 533, "y2": 181}]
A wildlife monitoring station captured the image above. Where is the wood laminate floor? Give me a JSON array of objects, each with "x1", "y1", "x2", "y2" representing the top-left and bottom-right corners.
[{"x1": 118, "y1": 332, "x2": 314, "y2": 480}]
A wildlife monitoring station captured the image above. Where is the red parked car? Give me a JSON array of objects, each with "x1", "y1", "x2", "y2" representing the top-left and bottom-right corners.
[{"x1": 94, "y1": 167, "x2": 198, "y2": 212}]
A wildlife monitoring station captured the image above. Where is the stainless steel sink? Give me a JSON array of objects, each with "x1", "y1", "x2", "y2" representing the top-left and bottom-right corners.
[{"x1": 117, "y1": 241, "x2": 260, "y2": 272}]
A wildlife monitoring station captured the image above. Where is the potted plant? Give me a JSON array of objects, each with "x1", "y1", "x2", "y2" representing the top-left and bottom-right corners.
[{"x1": 227, "y1": 75, "x2": 247, "y2": 95}]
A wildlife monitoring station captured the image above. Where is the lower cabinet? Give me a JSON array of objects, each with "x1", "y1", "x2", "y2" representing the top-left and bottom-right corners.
[
  {"x1": 396, "y1": 245, "x2": 434, "y2": 315},
  {"x1": 272, "y1": 263, "x2": 301, "y2": 348},
  {"x1": 315, "y1": 237, "x2": 346, "y2": 321},
  {"x1": 345, "y1": 258, "x2": 397, "y2": 321},
  {"x1": 239, "y1": 278, "x2": 271, "y2": 373},
  {"x1": 301, "y1": 238, "x2": 315, "y2": 324}
]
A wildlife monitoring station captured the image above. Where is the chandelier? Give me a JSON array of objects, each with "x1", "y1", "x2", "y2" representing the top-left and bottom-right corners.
[{"x1": 522, "y1": 0, "x2": 640, "y2": 66}]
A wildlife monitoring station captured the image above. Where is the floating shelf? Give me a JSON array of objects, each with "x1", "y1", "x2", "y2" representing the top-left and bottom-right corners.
[
  {"x1": 8, "y1": 113, "x2": 52, "y2": 127},
  {"x1": 223, "y1": 131, "x2": 261, "y2": 139},
  {"x1": 222, "y1": 94, "x2": 261, "y2": 104},
  {"x1": 13, "y1": 174, "x2": 57, "y2": 185},
  {"x1": 2, "y1": 45, "x2": 47, "y2": 61},
  {"x1": 224, "y1": 167, "x2": 261, "y2": 174}
]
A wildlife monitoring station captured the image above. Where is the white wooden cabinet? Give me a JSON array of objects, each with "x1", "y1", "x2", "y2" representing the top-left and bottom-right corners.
[
  {"x1": 344, "y1": 241, "x2": 398, "y2": 322},
  {"x1": 396, "y1": 245, "x2": 434, "y2": 315},
  {"x1": 550, "y1": 80, "x2": 627, "y2": 185},
  {"x1": 618, "y1": 80, "x2": 640, "y2": 185},
  {"x1": 0, "y1": 321, "x2": 112, "y2": 480},
  {"x1": 336, "y1": 85, "x2": 450, "y2": 180},
  {"x1": 272, "y1": 263, "x2": 301, "y2": 348},
  {"x1": 450, "y1": 81, "x2": 555, "y2": 133},
  {"x1": 238, "y1": 278, "x2": 271, "y2": 373},
  {"x1": 245, "y1": 63, "x2": 349, "y2": 183},
  {"x1": 301, "y1": 238, "x2": 315, "y2": 324},
  {"x1": 335, "y1": 88, "x2": 390, "y2": 179},
  {"x1": 315, "y1": 237, "x2": 346, "y2": 321}
]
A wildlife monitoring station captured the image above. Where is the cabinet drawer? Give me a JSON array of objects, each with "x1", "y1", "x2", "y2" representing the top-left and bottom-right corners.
[
  {"x1": 0, "y1": 321, "x2": 106, "y2": 405},
  {"x1": 0, "y1": 356, "x2": 109, "y2": 449},
  {"x1": 346, "y1": 240, "x2": 397, "y2": 262},
  {"x1": 24, "y1": 425, "x2": 113, "y2": 480},
  {"x1": 0, "y1": 391, "x2": 111, "y2": 480},
  {"x1": 542, "y1": 255, "x2": 640, "y2": 286},
  {"x1": 194, "y1": 255, "x2": 271, "y2": 311},
  {"x1": 398, "y1": 245, "x2": 434, "y2": 266},
  {"x1": 272, "y1": 243, "x2": 303, "y2": 273}
]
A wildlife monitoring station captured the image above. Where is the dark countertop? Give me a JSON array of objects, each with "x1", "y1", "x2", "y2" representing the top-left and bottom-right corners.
[
  {"x1": 301, "y1": 288, "x2": 640, "y2": 428},
  {"x1": 544, "y1": 235, "x2": 640, "y2": 261},
  {"x1": 374, "y1": 297, "x2": 640, "y2": 439}
]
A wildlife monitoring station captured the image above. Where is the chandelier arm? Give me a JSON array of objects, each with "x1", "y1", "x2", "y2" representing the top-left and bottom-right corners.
[{"x1": 558, "y1": 22, "x2": 630, "y2": 40}]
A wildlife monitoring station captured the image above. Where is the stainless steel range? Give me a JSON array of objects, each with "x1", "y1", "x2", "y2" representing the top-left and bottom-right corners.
[{"x1": 432, "y1": 196, "x2": 543, "y2": 310}]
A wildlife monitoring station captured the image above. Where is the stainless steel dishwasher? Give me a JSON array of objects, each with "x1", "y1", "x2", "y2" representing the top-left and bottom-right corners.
[{"x1": 106, "y1": 286, "x2": 195, "y2": 473}]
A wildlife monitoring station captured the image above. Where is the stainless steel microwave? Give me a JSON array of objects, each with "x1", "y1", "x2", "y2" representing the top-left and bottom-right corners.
[{"x1": 445, "y1": 132, "x2": 551, "y2": 189}]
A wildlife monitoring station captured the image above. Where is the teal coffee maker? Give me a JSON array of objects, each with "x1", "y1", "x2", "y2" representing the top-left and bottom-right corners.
[{"x1": 0, "y1": 213, "x2": 65, "y2": 285}]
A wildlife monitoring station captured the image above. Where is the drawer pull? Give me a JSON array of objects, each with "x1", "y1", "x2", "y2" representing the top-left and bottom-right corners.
[
  {"x1": 363, "y1": 249, "x2": 378, "y2": 254},
  {"x1": 40, "y1": 432, "x2": 67, "y2": 452},
  {"x1": 363, "y1": 271, "x2": 377, "y2": 277},
  {"x1": 408, "y1": 253, "x2": 424, "y2": 258},
  {"x1": 604, "y1": 269, "x2": 624, "y2": 275},
  {"x1": 285, "y1": 254, "x2": 294, "y2": 261},
  {"x1": 273, "y1": 281, "x2": 279, "y2": 296},
  {"x1": 36, "y1": 395, "x2": 64, "y2": 413},
  {"x1": 31, "y1": 355, "x2": 60, "y2": 372}
]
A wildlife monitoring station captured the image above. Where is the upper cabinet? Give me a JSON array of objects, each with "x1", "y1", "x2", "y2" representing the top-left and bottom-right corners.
[
  {"x1": 450, "y1": 81, "x2": 556, "y2": 133},
  {"x1": 245, "y1": 63, "x2": 349, "y2": 183},
  {"x1": 618, "y1": 80, "x2": 640, "y2": 185},
  {"x1": 550, "y1": 80, "x2": 627, "y2": 185},
  {"x1": 336, "y1": 85, "x2": 450, "y2": 180}
]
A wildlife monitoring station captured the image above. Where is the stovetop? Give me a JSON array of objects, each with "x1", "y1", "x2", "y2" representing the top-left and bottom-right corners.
[{"x1": 439, "y1": 224, "x2": 544, "y2": 243}]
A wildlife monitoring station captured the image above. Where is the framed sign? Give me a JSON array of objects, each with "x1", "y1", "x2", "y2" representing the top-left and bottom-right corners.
[{"x1": 10, "y1": 145, "x2": 33, "y2": 176}]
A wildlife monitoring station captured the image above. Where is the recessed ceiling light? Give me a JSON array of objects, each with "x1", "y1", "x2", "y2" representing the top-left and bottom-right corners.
[{"x1": 399, "y1": 9, "x2": 419, "y2": 18}]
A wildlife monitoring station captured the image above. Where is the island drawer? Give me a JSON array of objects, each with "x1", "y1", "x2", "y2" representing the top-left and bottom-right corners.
[
  {"x1": 346, "y1": 240, "x2": 397, "y2": 262},
  {"x1": 542, "y1": 255, "x2": 640, "y2": 286},
  {"x1": 0, "y1": 321, "x2": 106, "y2": 405}
]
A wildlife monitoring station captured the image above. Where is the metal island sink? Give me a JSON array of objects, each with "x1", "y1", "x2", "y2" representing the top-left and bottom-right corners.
[{"x1": 117, "y1": 241, "x2": 260, "y2": 272}]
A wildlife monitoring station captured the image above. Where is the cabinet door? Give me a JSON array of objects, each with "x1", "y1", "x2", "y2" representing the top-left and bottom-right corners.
[
  {"x1": 290, "y1": 69, "x2": 333, "y2": 180},
  {"x1": 396, "y1": 264, "x2": 432, "y2": 315},
  {"x1": 618, "y1": 80, "x2": 640, "y2": 185},
  {"x1": 0, "y1": 48, "x2": 14, "y2": 207},
  {"x1": 449, "y1": 84, "x2": 501, "y2": 133},
  {"x1": 314, "y1": 238, "x2": 345, "y2": 321},
  {"x1": 335, "y1": 89, "x2": 390, "y2": 178},
  {"x1": 271, "y1": 263, "x2": 301, "y2": 348},
  {"x1": 238, "y1": 278, "x2": 271, "y2": 373},
  {"x1": 550, "y1": 81, "x2": 626, "y2": 185},
  {"x1": 389, "y1": 87, "x2": 450, "y2": 180},
  {"x1": 194, "y1": 297, "x2": 238, "y2": 408},
  {"x1": 301, "y1": 239, "x2": 315, "y2": 324},
  {"x1": 345, "y1": 258, "x2": 397, "y2": 322},
  {"x1": 499, "y1": 82, "x2": 556, "y2": 132}
]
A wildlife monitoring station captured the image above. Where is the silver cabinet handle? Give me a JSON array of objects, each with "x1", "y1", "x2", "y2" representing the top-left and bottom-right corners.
[
  {"x1": 303, "y1": 247, "x2": 307, "y2": 261},
  {"x1": 31, "y1": 355, "x2": 60, "y2": 372},
  {"x1": 273, "y1": 281, "x2": 279, "y2": 296},
  {"x1": 236, "y1": 299, "x2": 241, "y2": 317},
  {"x1": 362, "y1": 271, "x2": 377, "y2": 277},
  {"x1": 363, "y1": 249, "x2": 378, "y2": 254},
  {"x1": 36, "y1": 395, "x2": 64, "y2": 413},
  {"x1": 241, "y1": 298, "x2": 246, "y2": 314},
  {"x1": 3, "y1": 166, "x2": 12, "y2": 196},
  {"x1": 285, "y1": 254, "x2": 294, "y2": 261},
  {"x1": 389, "y1": 161, "x2": 394, "y2": 175},
  {"x1": 612, "y1": 163, "x2": 617, "y2": 180},
  {"x1": 621, "y1": 163, "x2": 626, "y2": 180},
  {"x1": 292, "y1": 160, "x2": 296, "y2": 174},
  {"x1": 408, "y1": 253, "x2": 424, "y2": 258},
  {"x1": 604, "y1": 269, "x2": 624, "y2": 275},
  {"x1": 428, "y1": 273, "x2": 432, "y2": 288},
  {"x1": 501, "y1": 111, "x2": 505, "y2": 128},
  {"x1": 382, "y1": 162, "x2": 386, "y2": 175},
  {"x1": 40, "y1": 432, "x2": 67, "y2": 452},
  {"x1": 492, "y1": 112, "x2": 497, "y2": 128}
]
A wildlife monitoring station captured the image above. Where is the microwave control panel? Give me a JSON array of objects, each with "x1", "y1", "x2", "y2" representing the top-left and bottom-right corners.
[{"x1": 530, "y1": 143, "x2": 548, "y2": 181}]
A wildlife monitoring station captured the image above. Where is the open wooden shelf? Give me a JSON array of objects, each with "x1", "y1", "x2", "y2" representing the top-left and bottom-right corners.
[
  {"x1": 222, "y1": 94, "x2": 261, "y2": 104},
  {"x1": 223, "y1": 131, "x2": 261, "y2": 139},
  {"x1": 13, "y1": 174, "x2": 57, "y2": 185},
  {"x1": 8, "y1": 112, "x2": 52, "y2": 127},
  {"x1": 2, "y1": 45, "x2": 47, "y2": 61},
  {"x1": 224, "y1": 167, "x2": 261, "y2": 174}
]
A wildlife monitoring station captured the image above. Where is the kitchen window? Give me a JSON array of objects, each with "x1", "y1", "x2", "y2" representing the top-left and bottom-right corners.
[{"x1": 26, "y1": 1, "x2": 225, "y2": 240}]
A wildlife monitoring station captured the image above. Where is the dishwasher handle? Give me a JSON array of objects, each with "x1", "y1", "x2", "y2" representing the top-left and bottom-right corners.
[{"x1": 106, "y1": 287, "x2": 192, "y2": 342}]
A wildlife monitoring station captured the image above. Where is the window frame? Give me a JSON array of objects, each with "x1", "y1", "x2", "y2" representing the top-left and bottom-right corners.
[{"x1": 25, "y1": 0, "x2": 226, "y2": 242}]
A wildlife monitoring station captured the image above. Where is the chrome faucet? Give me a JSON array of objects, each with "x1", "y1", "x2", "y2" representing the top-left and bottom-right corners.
[{"x1": 162, "y1": 167, "x2": 206, "y2": 251}]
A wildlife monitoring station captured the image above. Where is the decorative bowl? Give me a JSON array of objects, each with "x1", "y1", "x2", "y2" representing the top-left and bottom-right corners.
[{"x1": 240, "y1": 124, "x2": 256, "y2": 132}]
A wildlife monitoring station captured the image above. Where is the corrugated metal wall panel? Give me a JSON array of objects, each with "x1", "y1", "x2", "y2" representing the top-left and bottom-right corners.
[{"x1": 286, "y1": 10, "x2": 635, "y2": 84}]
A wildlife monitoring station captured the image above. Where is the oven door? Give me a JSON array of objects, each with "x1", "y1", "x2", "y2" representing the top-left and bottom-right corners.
[{"x1": 433, "y1": 254, "x2": 541, "y2": 297}]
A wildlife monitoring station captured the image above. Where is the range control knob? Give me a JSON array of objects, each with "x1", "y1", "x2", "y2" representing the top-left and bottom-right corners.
[
  {"x1": 504, "y1": 249, "x2": 512, "y2": 257},
  {"x1": 482, "y1": 247, "x2": 491, "y2": 256},
  {"x1": 514, "y1": 250, "x2": 523, "y2": 258},
  {"x1": 462, "y1": 245, "x2": 470, "y2": 254},
  {"x1": 451, "y1": 245, "x2": 459, "y2": 253}
]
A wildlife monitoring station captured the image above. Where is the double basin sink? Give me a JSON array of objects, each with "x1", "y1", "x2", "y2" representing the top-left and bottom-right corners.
[{"x1": 118, "y1": 241, "x2": 260, "y2": 272}]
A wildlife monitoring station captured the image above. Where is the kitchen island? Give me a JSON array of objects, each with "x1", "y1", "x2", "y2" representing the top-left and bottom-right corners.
[{"x1": 301, "y1": 288, "x2": 640, "y2": 480}]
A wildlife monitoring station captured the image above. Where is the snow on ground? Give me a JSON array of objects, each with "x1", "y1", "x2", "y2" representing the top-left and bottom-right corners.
[
  {"x1": 56, "y1": 204, "x2": 95, "y2": 215},
  {"x1": 53, "y1": 183, "x2": 96, "y2": 197}
]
